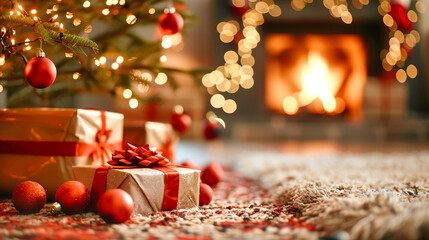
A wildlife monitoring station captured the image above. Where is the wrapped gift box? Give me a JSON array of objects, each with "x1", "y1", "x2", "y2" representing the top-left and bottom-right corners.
[
  {"x1": 73, "y1": 165, "x2": 200, "y2": 214},
  {"x1": 124, "y1": 121, "x2": 178, "y2": 163},
  {"x1": 0, "y1": 108, "x2": 123, "y2": 197}
]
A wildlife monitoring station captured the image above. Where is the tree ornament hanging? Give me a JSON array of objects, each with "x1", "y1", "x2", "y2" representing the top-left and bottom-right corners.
[
  {"x1": 171, "y1": 106, "x2": 192, "y2": 134},
  {"x1": 203, "y1": 120, "x2": 224, "y2": 140},
  {"x1": 393, "y1": 0, "x2": 411, "y2": 8},
  {"x1": 389, "y1": 1, "x2": 413, "y2": 32},
  {"x1": 158, "y1": 8, "x2": 184, "y2": 35},
  {"x1": 24, "y1": 50, "x2": 57, "y2": 89}
]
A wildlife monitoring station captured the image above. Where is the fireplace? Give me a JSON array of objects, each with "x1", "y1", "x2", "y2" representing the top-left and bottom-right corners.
[
  {"x1": 213, "y1": 1, "x2": 427, "y2": 141},
  {"x1": 264, "y1": 34, "x2": 367, "y2": 121}
]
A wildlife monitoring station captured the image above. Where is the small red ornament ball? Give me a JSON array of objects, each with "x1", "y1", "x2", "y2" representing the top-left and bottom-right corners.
[
  {"x1": 97, "y1": 189, "x2": 134, "y2": 224},
  {"x1": 24, "y1": 54, "x2": 57, "y2": 89},
  {"x1": 181, "y1": 160, "x2": 199, "y2": 169},
  {"x1": 55, "y1": 181, "x2": 90, "y2": 215},
  {"x1": 203, "y1": 121, "x2": 224, "y2": 140},
  {"x1": 171, "y1": 113, "x2": 192, "y2": 134},
  {"x1": 390, "y1": 2, "x2": 413, "y2": 32},
  {"x1": 158, "y1": 12, "x2": 184, "y2": 35},
  {"x1": 12, "y1": 181, "x2": 47, "y2": 214},
  {"x1": 201, "y1": 162, "x2": 224, "y2": 188},
  {"x1": 199, "y1": 183, "x2": 213, "y2": 206}
]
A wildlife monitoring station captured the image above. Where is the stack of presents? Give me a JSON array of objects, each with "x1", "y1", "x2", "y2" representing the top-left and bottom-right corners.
[{"x1": 0, "y1": 108, "x2": 212, "y2": 220}]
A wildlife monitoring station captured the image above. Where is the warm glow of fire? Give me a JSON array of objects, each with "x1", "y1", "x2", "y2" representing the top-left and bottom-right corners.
[
  {"x1": 294, "y1": 51, "x2": 338, "y2": 113},
  {"x1": 265, "y1": 34, "x2": 367, "y2": 121}
]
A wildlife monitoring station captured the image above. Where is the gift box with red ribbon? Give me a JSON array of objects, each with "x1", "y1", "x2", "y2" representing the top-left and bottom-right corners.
[
  {"x1": 72, "y1": 143, "x2": 200, "y2": 214},
  {"x1": 124, "y1": 121, "x2": 178, "y2": 163},
  {"x1": 0, "y1": 108, "x2": 123, "y2": 197}
]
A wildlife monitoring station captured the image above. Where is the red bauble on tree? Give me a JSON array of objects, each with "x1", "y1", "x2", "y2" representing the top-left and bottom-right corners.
[
  {"x1": 97, "y1": 189, "x2": 134, "y2": 224},
  {"x1": 24, "y1": 50, "x2": 57, "y2": 89},
  {"x1": 203, "y1": 120, "x2": 224, "y2": 140},
  {"x1": 171, "y1": 105, "x2": 192, "y2": 134},
  {"x1": 12, "y1": 181, "x2": 47, "y2": 214},
  {"x1": 390, "y1": 2, "x2": 413, "y2": 32},
  {"x1": 158, "y1": 10, "x2": 184, "y2": 35},
  {"x1": 171, "y1": 113, "x2": 192, "y2": 134},
  {"x1": 54, "y1": 181, "x2": 90, "y2": 215}
]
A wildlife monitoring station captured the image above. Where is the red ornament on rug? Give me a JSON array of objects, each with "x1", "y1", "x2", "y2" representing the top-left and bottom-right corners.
[
  {"x1": 199, "y1": 183, "x2": 213, "y2": 206},
  {"x1": 12, "y1": 181, "x2": 47, "y2": 214},
  {"x1": 181, "y1": 160, "x2": 199, "y2": 169},
  {"x1": 54, "y1": 181, "x2": 90, "y2": 214},
  {"x1": 158, "y1": 11, "x2": 184, "y2": 35},
  {"x1": 201, "y1": 162, "x2": 224, "y2": 188},
  {"x1": 389, "y1": 2, "x2": 413, "y2": 32},
  {"x1": 97, "y1": 189, "x2": 134, "y2": 224},
  {"x1": 203, "y1": 120, "x2": 224, "y2": 140},
  {"x1": 24, "y1": 50, "x2": 57, "y2": 88}
]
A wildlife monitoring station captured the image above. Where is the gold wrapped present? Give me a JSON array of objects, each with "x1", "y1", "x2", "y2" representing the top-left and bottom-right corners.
[
  {"x1": 73, "y1": 143, "x2": 200, "y2": 214},
  {"x1": 73, "y1": 165, "x2": 200, "y2": 214},
  {"x1": 0, "y1": 108, "x2": 123, "y2": 197}
]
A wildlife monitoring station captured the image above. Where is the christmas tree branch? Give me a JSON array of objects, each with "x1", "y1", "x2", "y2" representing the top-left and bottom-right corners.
[
  {"x1": 35, "y1": 22, "x2": 98, "y2": 52},
  {"x1": 0, "y1": 15, "x2": 35, "y2": 26}
]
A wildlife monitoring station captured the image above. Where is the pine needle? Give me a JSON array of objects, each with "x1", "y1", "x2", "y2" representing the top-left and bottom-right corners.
[{"x1": 0, "y1": 15, "x2": 34, "y2": 26}]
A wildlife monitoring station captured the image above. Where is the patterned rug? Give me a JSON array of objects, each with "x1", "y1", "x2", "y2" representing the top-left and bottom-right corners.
[
  {"x1": 236, "y1": 150, "x2": 429, "y2": 240},
  {"x1": 0, "y1": 169, "x2": 318, "y2": 240}
]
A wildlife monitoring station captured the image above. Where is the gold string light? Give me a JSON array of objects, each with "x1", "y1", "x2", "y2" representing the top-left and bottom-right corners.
[{"x1": 0, "y1": 0, "x2": 178, "y2": 111}]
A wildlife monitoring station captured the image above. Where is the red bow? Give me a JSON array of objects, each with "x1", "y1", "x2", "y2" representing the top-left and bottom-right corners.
[
  {"x1": 91, "y1": 129, "x2": 113, "y2": 165},
  {"x1": 108, "y1": 143, "x2": 170, "y2": 167}
]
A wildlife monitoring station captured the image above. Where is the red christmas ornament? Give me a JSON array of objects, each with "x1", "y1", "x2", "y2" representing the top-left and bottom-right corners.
[
  {"x1": 97, "y1": 189, "x2": 134, "y2": 224},
  {"x1": 203, "y1": 120, "x2": 224, "y2": 140},
  {"x1": 181, "y1": 160, "x2": 199, "y2": 169},
  {"x1": 171, "y1": 113, "x2": 192, "y2": 134},
  {"x1": 158, "y1": 12, "x2": 184, "y2": 35},
  {"x1": 24, "y1": 50, "x2": 57, "y2": 88},
  {"x1": 55, "y1": 181, "x2": 90, "y2": 214},
  {"x1": 201, "y1": 162, "x2": 224, "y2": 188},
  {"x1": 390, "y1": 2, "x2": 413, "y2": 32},
  {"x1": 230, "y1": 0, "x2": 250, "y2": 18},
  {"x1": 199, "y1": 183, "x2": 214, "y2": 206},
  {"x1": 12, "y1": 181, "x2": 46, "y2": 214}
]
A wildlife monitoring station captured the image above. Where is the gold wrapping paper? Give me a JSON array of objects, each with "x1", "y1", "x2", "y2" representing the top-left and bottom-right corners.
[
  {"x1": 146, "y1": 122, "x2": 178, "y2": 162},
  {"x1": 72, "y1": 165, "x2": 200, "y2": 214},
  {"x1": 0, "y1": 108, "x2": 124, "y2": 197},
  {"x1": 124, "y1": 121, "x2": 178, "y2": 162}
]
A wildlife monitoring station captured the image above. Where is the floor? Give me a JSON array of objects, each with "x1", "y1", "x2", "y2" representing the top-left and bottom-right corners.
[{"x1": 176, "y1": 139, "x2": 429, "y2": 168}]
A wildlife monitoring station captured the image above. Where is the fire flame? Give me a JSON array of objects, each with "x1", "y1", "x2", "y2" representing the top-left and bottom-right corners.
[
  {"x1": 265, "y1": 34, "x2": 366, "y2": 121},
  {"x1": 283, "y1": 51, "x2": 345, "y2": 115}
]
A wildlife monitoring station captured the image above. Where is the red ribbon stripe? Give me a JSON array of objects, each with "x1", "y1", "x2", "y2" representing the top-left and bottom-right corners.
[{"x1": 153, "y1": 167, "x2": 180, "y2": 210}]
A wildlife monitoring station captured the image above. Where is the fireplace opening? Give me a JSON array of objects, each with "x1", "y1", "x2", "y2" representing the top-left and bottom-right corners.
[{"x1": 265, "y1": 34, "x2": 367, "y2": 121}]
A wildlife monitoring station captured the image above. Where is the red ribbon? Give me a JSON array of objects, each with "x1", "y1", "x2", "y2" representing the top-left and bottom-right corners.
[
  {"x1": 152, "y1": 166, "x2": 180, "y2": 210},
  {"x1": 108, "y1": 143, "x2": 170, "y2": 167},
  {"x1": 92, "y1": 111, "x2": 114, "y2": 165},
  {"x1": 0, "y1": 110, "x2": 120, "y2": 164},
  {"x1": 158, "y1": 126, "x2": 174, "y2": 164},
  {"x1": 91, "y1": 165, "x2": 180, "y2": 211}
]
